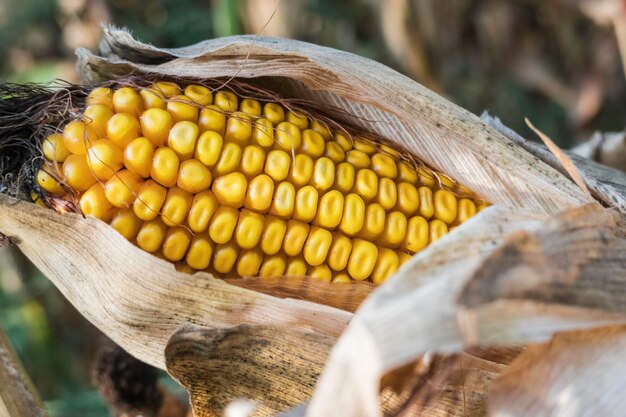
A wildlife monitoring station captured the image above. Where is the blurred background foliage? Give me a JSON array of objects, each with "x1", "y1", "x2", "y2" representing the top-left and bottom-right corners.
[{"x1": 0, "y1": 0, "x2": 624, "y2": 415}]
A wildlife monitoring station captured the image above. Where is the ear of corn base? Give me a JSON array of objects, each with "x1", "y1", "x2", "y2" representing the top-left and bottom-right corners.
[{"x1": 35, "y1": 82, "x2": 487, "y2": 285}]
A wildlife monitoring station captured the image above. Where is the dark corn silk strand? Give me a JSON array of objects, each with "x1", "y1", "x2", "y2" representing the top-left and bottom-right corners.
[{"x1": 35, "y1": 81, "x2": 488, "y2": 285}]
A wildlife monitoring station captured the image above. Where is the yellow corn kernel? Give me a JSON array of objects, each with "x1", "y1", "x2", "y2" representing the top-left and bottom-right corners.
[
  {"x1": 110, "y1": 208, "x2": 142, "y2": 240},
  {"x1": 334, "y1": 132, "x2": 353, "y2": 152},
  {"x1": 161, "y1": 187, "x2": 193, "y2": 226},
  {"x1": 308, "y1": 264, "x2": 332, "y2": 282},
  {"x1": 123, "y1": 137, "x2": 154, "y2": 178},
  {"x1": 236, "y1": 248, "x2": 263, "y2": 277},
  {"x1": 283, "y1": 220, "x2": 310, "y2": 257},
  {"x1": 154, "y1": 82, "x2": 181, "y2": 98},
  {"x1": 235, "y1": 210, "x2": 265, "y2": 249},
  {"x1": 429, "y1": 219, "x2": 448, "y2": 243},
  {"x1": 263, "y1": 102, "x2": 285, "y2": 125},
  {"x1": 213, "y1": 142, "x2": 242, "y2": 176},
  {"x1": 224, "y1": 112, "x2": 252, "y2": 146},
  {"x1": 334, "y1": 162, "x2": 355, "y2": 194},
  {"x1": 186, "y1": 233, "x2": 214, "y2": 270},
  {"x1": 212, "y1": 242, "x2": 240, "y2": 274},
  {"x1": 324, "y1": 142, "x2": 345, "y2": 163},
  {"x1": 346, "y1": 150, "x2": 370, "y2": 169},
  {"x1": 239, "y1": 98, "x2": 261, "y2": 117},
  {"x1": 417, "y1": 186, "x2": 434, "y2": 219},
  {"x1": 372, "y1": 248, "x2": 399, "y2": 285},
  {"x1": 403, "y1": 216, "x2": 429, "y2": 253},
  {"x1": 104, "y1": 169, "x2": 143, "y2": 208},
  {"x1": 379, "y1": 211, "x2": 408, "y2": 249},
  {"x1": 371, "y1": 153, "x2": 397, "y2": 179},
  {"x1": 354, "y1": 137, "x2": 376, "y2": 155},
  {"x1": 433, "y1": 189, "x2": 457, "y2": 224},
  {"x1": 396, "y1": 182, "x2": 419, "y2": 216},
  {"x1": 252, "y1": 118, "x2": 274, "y2": 148},
  {"x1": 107, "y1": 113, "x2": 140, "y2": 149},
  {"x1": 359, "y1": 203, "x2": 386, "y2": 240},
  {"x1": 417, "y1": 167, "x2": 436, "y2": 188},
  {"x1": 140, "y1": 108, "x2": 174, "y2": 147},
  {"x1": 353, "y1": 169, "x2": 378, "y2": 202},
  {"x1": 439, "y1": 175, "x2": 455, "y2": 189},
  {"x1": 260, "y1": 216, "x2": 286, "y2": 255},
  {"x1": 379, "y1": 144, "x2": 400, "y2": 158},
  {"x1": 113, "y1": 87, "x2": 144, "y2": 117},
  {"x1": 133, "y1": 180, "x2": 167, "y2": 221},
  {"x1": 80, "y1": 183, "x2": 115, "y2": 221},
  {"x1": 83, "y1": 104, "x2": 113, "y2": 138},
  {"x1": 456, "y1": 198, "x2": 477, "y2": 224},
  {"x1": 245, "y1": 174, "x2": 274, "y2": 212},
  {"x1": 62, "y1": 154, "x2": 96, "y2": 191},
  {"x1": 311, "y1": 157, "x2": 335, "y2": 192},
  {"x1": 214, "y1": 91, "x2": 238, "y2": 112},
  {"x1": 87, "y1": 87, "x2": 113, "y2": 109},
  {"x1": 167, "y1": 121, "x2": 198, "y2": 160},
  {"x1": 292, "y1": 185, "x2": 318, "y2": 222},
  {"x1": 167, "y1": 95, "x2": 198, "y2": 123},
  {"x1": 275, "y1": 122, "x2": 301, "y2": 152},
  {"x1": 332, "y1": 273, "x2": 351, "y2": 283},
  {"x1": 184, "y1": 84, "x2": 213, "y2": 106},
  {"x1": 303, "y1": 226, "x2": 332, "y2": 266},
  {"x1": 376, "y1": 177, "x2": 397, "y2": 210},
  {"x1": 86, "y1": 139, "x2": 124, "y2": 180},
  {"x1": 162, "y1": 227, "x2": 192, "y2": 262},
  {"x1": 212, "y1": 172, "x2": 247, "y2": 208},
  {"x1": 63, "y1": 120, "x2": 98, "y2": 155},
  {"x1": 177, "y1": 159, "x2": 212, "y2": 193},
  {"x1": 264, "y1": 150, "x2": 290, "y2": 182},
  {"x1": 240, "y1": 145, "x2": 266, "y2": 178},
  {"x1": 37, "y1": 168, "x2": 63, "y2": 195},
  {"x1": 198, "y1": 106, "x2": 226, "y2": 136},
  {"x1": 398, "y1": 251, "x2": 413, "y2": 266},
  {"x1": 347, "y1": 239, "x2": 378, "y2": 281},
  {"x1": 301, "y1": 129, "x2": 325, "y2": 158},
  {"x1": 286, "y1": 110, "x2": 308, "y2": 130},
  {"x1": 311, "y1": 120, "x2": 331, "y2": 140},
  {"x1": 327, "y1": 234, "x2": 352, "y2": 271},
  {"x1": 195, "y1": 131, "x2": 223, "y2": 167},
  {"x1": 288, "y1": 154, "x2": 314, "y2": 188},
  {"x1": 139, "y1": 87, "x2": 166, "y2": 109},
  {"x1": 338, "y1": 193, "x2": 365, "y2": 236},
  {"x1": 397, "y1": 161, "x2": 418, "y2": 184},
  {"x1": 187, "y1": 190, "x2": 219, "y2": 233},
  {"x1": 136, "y1": 219, "x2": 167, "y2": 252},
  {"x1": 259, "y1": 253, "x2": 287, "y2": 277},
  {"x1": 209, "y1": 206, "x2": 239, "y2": 244},
  {"x1": 314, "y1": 190, "x2": 344, "y2": 229},
  {"x1": 269, "y1": 182, "x2": 296, "y2": 218},
  {"x1": 150, "y1": 147, "x2": 180, "y2": 187},
  {"x1": 42, "y1": 133, "x2": 70, "y2": 163},
  {"x1": 285, "y1": 256, "x2": 307, "y2": 276}
]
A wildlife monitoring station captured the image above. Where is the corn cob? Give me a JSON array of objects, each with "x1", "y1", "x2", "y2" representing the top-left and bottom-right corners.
[{"x1": 35, "y1": 81, "x2": 487, "y2": 285}]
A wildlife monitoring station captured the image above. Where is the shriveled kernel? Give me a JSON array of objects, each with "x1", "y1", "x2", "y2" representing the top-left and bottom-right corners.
[
  {"x1": 63, "y1": 154, "x2": 97, "y2": 191},
  {"x1": 477, "y1": 201, "x2": 488, "y2": 212},
  {"x1": 136, "y1": 219, "x2": 167, "y2": 252},
  {"x1": 225, "y1": 112, "x2": 252, "y2": 146},
  {"x1": 377, "y1": 177, "x2": 397, "y2": 210},
  {"x1": 398, "y1": 251, "x2": 413, "y2": 266},
  {"x1": 396, "y1": 182, "x2": 419, "y2": 216},
  {"x1": 288, "y1": 154, "x2": 314, "y2": 188},
  {"x1": 252, "y1": 118, "x2": 274, "y2": 148},
  {"x1": 293, "y1": 185, "x2": 318, "y2": 222},
  {"x1": 334, "y1": 162, "x2": 355, "y2": 194},
  {"x1": 264, "y1": 150, "x2": 290, "y2": 182},
  {"x1": 417, "y1": 167, "x2": 436, "y2": 187},
  {"x1": 353, "y1": 137, "x2": 376, "y2": 155},
  {"x1": 372, "y1": 248, "x2": 399, "y2": 285},
  {"x1": 303, "y1": 227, "x2": 332, "y2": 266},
  {"x1": 244, "y1": 174, "x2": 274, "y2": 212},
  {"x1": 311, "y1": 157, "x2": 335, "y2": 192},
  {"x1": 87, "y1": 87, "x2": 113, "y2": 109},
  {"x1": 140, "y1": 87, "x2": 166, "y2": 109},
  {"x1": 161, "y1": 187, "x2": 193, "y2": 226},
  {"x1": 151, "y1": 147, "x2": 180, "y2": 187},
  {"x1": 87, "y1": 139, "x2": 124, "y2": 180},
  {"x1": 37, "y1": 168, "x2": 63, "y2": 195},
  {"x1": 209, "y1": 206, "x2": 239, "y2": 244},
  {"x1": 440, "y1": 175, "x2": 455, "y2": 189},
  {"x1": 353, "y1": 169, "x2": 378, "y2": 202},
  {"x1": 417, "y1": 186, "x2": 434, "y2": 219},
  {"x1": 43, "y1": 134, "x2": 70, "y2": 162},
  {"x1": 184, "y1": 84, "x2": 213, "y2": 106},
  {"x1": 154, "y1": 82, "x2": 181, "y2": 98},
  {"x1": 275, "y1": 122, "x2": 301, "y2": 152},
  {"x1": 235, "y1": 210, "x2": 265, "y2": 249},
  {"x1": 187, "y1": 190, "x2": 219, "y2": 232},
  {"x1": 380, "y1": 144, "x2": 400, "y2": 158},
  {"x1": 167, "y1": 95, "x2": 198, "y2": 123},
  {"x1": 269, "y1": 182, "x2": 296, "y2": 218},
  {"x1": 214, "y1": 91, "x2": 238, "y2": 112},
  {"x1": 397, "y1": 161, "x2": 418, "y2": 184},
  {"x1": 313, "y1": 190, "x2": 344, "y2": 229},
  {"x1": 347, "y1": 239, "x2": 378, "y2": 280},
  {"x1": 338, "y1": 193, "x2": 365, "y2": 236},
  {"x1": 162, "y1": 227, "x2": 192, "y2": 262},
  {"x1": 433, "y1": 189, "x2": 458, "y2": 224},
  {"x1": 104, "y1": 169, "x2": 143, "y2": 207},
  {"x1": 110, "y1": 209, "x2": 142, "y2": 240},
  {"x1": 283, "y1": 220, "x2": 310, "y2": 257},
  {"x1": 123, "y1": 137, "x2": 154, "y2": 178},
  {"x1": 285, "y1": 256, "x2": 307, "y2": 276},
  {"x1": 198, "y1": 106, "x2": 226, "y2": 136},
  {"x1": 456, "y1": 198, "x2": 477, "y2": 224},
  {"x1": 107, "y1": 113, "x2": 140, "y2": 149},
  {"x1": 133, "y1": 180, "x2": 167, "y2": 220},
  {"x1": 260, "y1": 216, "x2": 286, "y2": 255},
  {"x1": 140, "y1": 108, "x2": 174, "y2": 147},
  {"x1": 186, "y1": 233, "x2": 214, "y2": 270},
  {"x1": 113, "y1": 87, "x2": 144, "y2": 116},
  {"x1": 301, "y1": 129, "x2": 325, "y2": 158},
  {"x1": 178, "y1": 159, "x2": 212, "y2": 193},
  {"x1": 371, "y1": 153, "x2": 398, "y2": 178},
  {"x1": 379, "y1": 211, "x2": 408, "y2": 249},
  {"x1": 334, "y1": 132, "x2": 353, "y2": 152},
  {"x1": 236, "y1": 248, "x2": 263, "y2": 277},
  {"x1": 240, "y1": 98, "x2": 261, "y2": 117},
  {"x1": 346, "y1": 150, "x2": 370, "y2": 169},
  {"x1": 240, "y1": 145, "x2": 266, "y2": 177},
  {"x1": 213, "y1": 142, "x2": 243, "y2": 176},
  {"x1": 212, "y1": 242, "x2": 239, "y2": 274},
  {"x1": 168, "y1": 121, "x2": 198, "y2": 160},
  {"x1": 212, "y1": 172, "x2": 247, "y2": 208},
  {"x1": 80, "y1": 183, "x2": 115, "y2": 221},
  {"x1": 263, "y1": 102, "x2": 285, "y2": 125},
  {"x1": 359, "y1": 203, "x2": 386, "y2": 240},
  {"x1": 327, "y1": 234, "x2": 352, "y2": 271},
  {"x1": 324, "y1": 142, "x2": 345, "y2": 163},
  {"x1": 259, "y1": 254, "x2": 287, "y2": 277},
  {"x1": 311, "y1": 120, "x2": 331, "y2": 140},
  {"x1": 332, "y1": 273, "x2": 351, "y2": 283},
  {"x1": 308, "y1": 264, "x2": 332, "y2": 282},
  {"x1": 63, "y1": 121, "x2": 98, "y2": 155},
  {"x1": 195, "y1": 131, "x2": 223, "y2": 167},
  {"x1": 286, "y1": 110, "x2": 308, "y2": 130},
  {"x1": 429, "y1": 219, "x2": 448, "y2": 242},
  {"x1": 83, "y1": 104, "x2": 114, "y2": 137}
]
